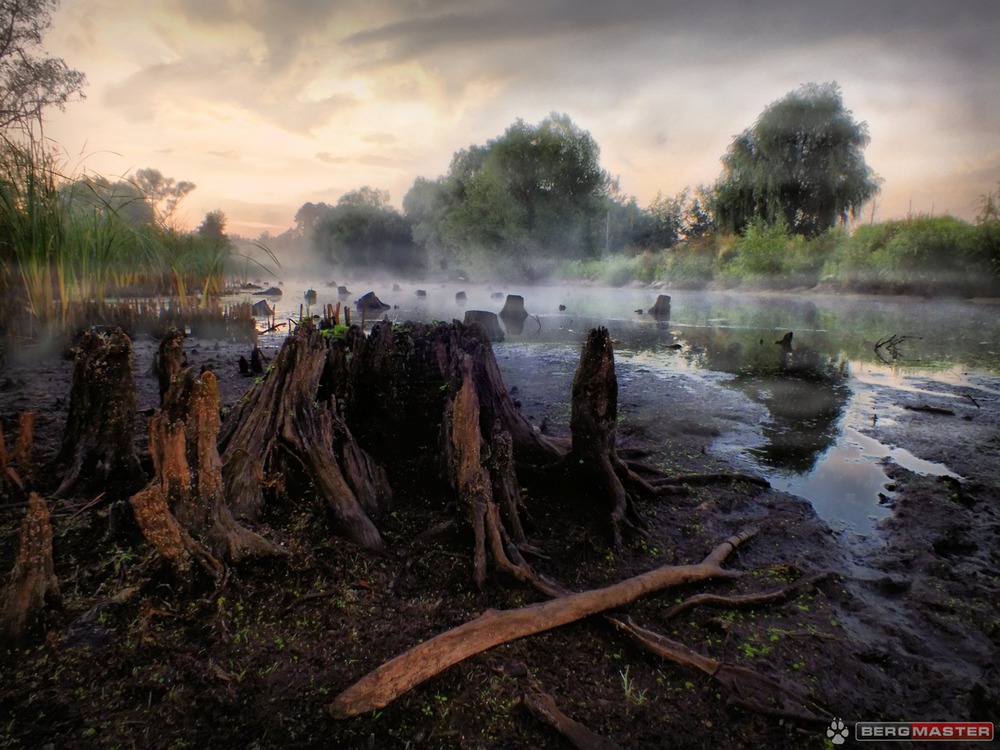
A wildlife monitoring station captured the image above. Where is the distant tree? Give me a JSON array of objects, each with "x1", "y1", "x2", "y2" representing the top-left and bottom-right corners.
[
  {"x1": 406, "y1": 113, "x2": 613, "y2": 267},
  {"x1": 130, "y1": 168, "x2": 196, "y2": 228},
  {"x1": 197, "y1": 210, "x2": 229, "y2": 247},
  {"x1": 293, "y1": 201, "x2": 333, "y2": 238},
  {"x1": 60, "y1": 176, "x2": 155, "y2": 226},
  {"x1": 312, "y1": 187, "x2": 421, "y2": 273},
  {"x1": 715, "y1": 82, "x2": 880, "y2": 237},
  {"x1": 0, "y1": 0, "x2": 86, "y2": 136}
]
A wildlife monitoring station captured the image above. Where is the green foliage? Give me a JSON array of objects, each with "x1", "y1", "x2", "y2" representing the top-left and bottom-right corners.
[
  {"x1": 402, "y1": 113, "x2": 616, "y2": 276},
  {"x1": 312, "y1": 186, "x2": 423, "y2": 274},
  {"x1": 822, "y1": 216, "x2": 995, "y2": 294},
  {"x1": 715, "y1": 82, "x2": 880, "y2": 237}
]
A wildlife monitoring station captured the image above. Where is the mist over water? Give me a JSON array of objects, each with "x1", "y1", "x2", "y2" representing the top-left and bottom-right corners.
[{"x1": 239, "y1": 278, "x2": 1000, "y2": 535}]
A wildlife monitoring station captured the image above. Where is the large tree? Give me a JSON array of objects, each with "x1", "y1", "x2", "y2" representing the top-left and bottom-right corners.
[
  {"x1": 715, "y1": 82, "x2": 880, "y2": 237},
  {"x1": 405, "y1": 113, "x2": 614, "y2": 267},
  {"x1": 312, "y1": 187, "x2": 421, "y2": 273},
  {"x1": 0, "y1": 0, "x2": 86, "y2": 135}
]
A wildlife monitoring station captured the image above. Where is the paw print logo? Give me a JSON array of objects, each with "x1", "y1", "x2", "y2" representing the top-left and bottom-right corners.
[{"x1": 827, "y1": 718, "x2": 849, "y2": 745}]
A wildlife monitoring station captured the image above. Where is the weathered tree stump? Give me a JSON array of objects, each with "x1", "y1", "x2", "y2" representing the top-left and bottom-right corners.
[
  {"x1": 648, "y1": 294, "x2": 671, "y2": 320},
  {"x1": 569, "y1": 327, "x2": 648, "y2": 545},
  {"x1": 463, "y1": 310, "x2": 505, "y2": 342},
  {"x1": 499, "y1": 294, "x2": 529, "y2": 335},
  {"x1": 53, "y1": 328, "x2": 145, "y2": 499},
  {"x1": 130, "y1": 369, "x2": 279, "y2": 579},
  {"x1": 0, "y1": 493, "x2": 60, "y2": 646},
  {"x1": 155, "y1": 327, "x2": 186, "y2": 405},
  {"x1": 219, "y1": 322, "x2": 390, "y2": 550}
]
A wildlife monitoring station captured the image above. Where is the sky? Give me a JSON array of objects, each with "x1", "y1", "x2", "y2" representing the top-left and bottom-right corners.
[{"x1": 43, "y1": 0, "x2": 1000, "y2": 238}]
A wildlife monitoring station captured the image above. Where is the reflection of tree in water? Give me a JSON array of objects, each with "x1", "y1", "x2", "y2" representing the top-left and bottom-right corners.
[{"x1": 681, "y1": 328, "x2": 850, "y2": 473}]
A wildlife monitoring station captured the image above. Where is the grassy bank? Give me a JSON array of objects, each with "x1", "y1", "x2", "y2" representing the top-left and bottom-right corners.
[{"x1": 559, "y1": 215, "x2": 1000, "y2": 297}]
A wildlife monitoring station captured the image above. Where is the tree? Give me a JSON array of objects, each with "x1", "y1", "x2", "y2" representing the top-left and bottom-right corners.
[
  {"x1": 130, "y1": 168, "x2": 196, "y2": 228},
  {"x1": 715, "y1": 82, "x2": 880, "y2": 237},
  {"x1": 0, "y1": 0, "x2": 86, "y2": 136},
  {"x1": 312, "y1": 187, "x2": 421, "y2": 273},
  {"x1": 405, "y1": 113, "x2": 613, "y2": 268},
  {"x1": 196, "y1": 210, "x2": 229, "y2": 247}
]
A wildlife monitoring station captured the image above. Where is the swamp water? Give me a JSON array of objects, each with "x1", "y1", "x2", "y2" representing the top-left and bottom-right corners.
[{"x1": 244, "y1": 282, "x2": 1000, "y2": 539}]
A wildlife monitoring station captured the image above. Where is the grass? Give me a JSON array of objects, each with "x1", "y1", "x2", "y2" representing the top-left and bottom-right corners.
[{"x1": 0, "y1": 138, "x2": 275, "y2": 344}]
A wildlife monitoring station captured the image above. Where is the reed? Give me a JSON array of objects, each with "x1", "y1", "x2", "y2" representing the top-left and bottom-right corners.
[{"x1": 0, "y1": 139, "x2": 269, "y2": 347}]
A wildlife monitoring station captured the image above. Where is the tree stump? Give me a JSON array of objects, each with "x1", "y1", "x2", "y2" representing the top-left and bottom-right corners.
[
  {"x1": 0, "y1": 493, "x2": 60, "y2": 647},
  {"x1": 648, "y1": 294, "x2": 671, "y2": 320},
  {"x1": 463, "y1": 311, "x2": 505, "y2": 342},
  {"x1": 130, "y1": 369, "x2": 279, "y2": 579},
  {"x1": 53, "y1": 328, "x2": 145, "y2": 499},
  {"x1": 155, "y1": 327, "x2": 186, "y2": 405},
  {"x1": 570, "y1": 327, "x2": 647, "y2": 545},
  {"x1": 219, "y1": 322, "x2": 390, "y2": 550},
  {"x1": 499, "y1": 294, "x2": 529, "y2": 335}
]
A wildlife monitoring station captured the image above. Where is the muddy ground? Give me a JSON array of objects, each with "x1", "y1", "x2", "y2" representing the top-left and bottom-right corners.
[{"x1": 0, "y1": 327, "x2": 997, "y2": 749}]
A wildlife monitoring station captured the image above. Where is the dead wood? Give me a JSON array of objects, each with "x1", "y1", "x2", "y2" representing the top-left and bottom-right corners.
[
  {"x1": 662, "y1": 572, "x2": 832, "y2": 621},
  {"x1": 12, "y1": 412, "x2": 35, "y2": 487},
  {"x1": 903, "y1": 404, "x2": 955, "y2": 416},
  {"x1": 130, "y1": 369, "x2": 278, "y2": 579},
  {"x1": 156, "y1": 327, "x2": 185, "y2": 404},
  {"x1": 569, "y1": 327, "x2": 647, "y2": 545},
  {"x1": 0, "y1": 421, "x2": 24, "y2": 496},
  {"x1": 53, "y1": 328, "x2": 145, "y2": 499},
  {"x1": 219, "y1": 321, "x2": 388, "y2": 549},
  {"x1": 0, "y1": 493, "x2": 60, "y2": 646},
  {"x1": 648, "y1": 472, "x2": 771, "y2": 491},
  {"x1": 610, "y1": 617, "x2": 831, "y2": 724},
  {"x1": 522, "y1": 691, "x2": 621, "y2": 750},
  {"x1": 329, "y1": 528, "x2": 755, "y2": 718}
]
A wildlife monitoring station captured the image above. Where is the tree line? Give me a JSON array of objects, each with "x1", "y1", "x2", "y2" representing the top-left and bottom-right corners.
[{"x1": 280, "y1": 83, "x2": 887, "y2": 281}]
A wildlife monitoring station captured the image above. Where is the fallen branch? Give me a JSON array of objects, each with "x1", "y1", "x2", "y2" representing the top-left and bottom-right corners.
[
  {"x1": 329, "y1": 528, "x2": 757, "y2": 718},
  {"x1": 903, "y1": 404, "x2": 955, "y2": 416},
  {"x1": 522, "y1": 691, "x2": 621, "y2": 750},
  {"x1": 610, "y1": 617, "x2": 830, "y2": 724},
  {"x1": 662, "y1": 572, "x2": 832, "y2": 621}
]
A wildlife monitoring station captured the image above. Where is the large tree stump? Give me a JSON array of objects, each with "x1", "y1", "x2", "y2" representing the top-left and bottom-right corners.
[
  {"x1": 569, "y1": 327, "x2": 648, "y2": 545},
  {"x1": 0, "y1": 493, "x2": 60, "y2": 646},
  {"x1": 53, "y1": 328, "x2": 145, "y2": 499},
  {"x1": 219, "y1": 322, "x2": 390, "y2": 550},
  {"x1": 130, "y1": 369, "x2": 278, "y2": 579}
]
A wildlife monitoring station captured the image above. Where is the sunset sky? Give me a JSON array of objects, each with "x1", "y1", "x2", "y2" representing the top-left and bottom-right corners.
[{"x1": 44, "y1": 0, "x2": 1000, "y2": 238}]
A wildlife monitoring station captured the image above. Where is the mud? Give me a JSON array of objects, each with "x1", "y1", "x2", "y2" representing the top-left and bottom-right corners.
[{"x1": 0, "y1": 327, "x2": 996, "y2": 749}]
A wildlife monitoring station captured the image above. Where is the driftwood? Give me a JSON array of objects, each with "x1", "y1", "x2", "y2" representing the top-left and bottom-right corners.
[
  {"x1": 130, "y1": 369, "x2": 279, "y2": 579},
  {"x1": 329, "y1": 528, "x2": 755, "y2": 718},
  {"x1": 53, "y1": 328, "x2": 145, "y2": 499},
  {"x1": 0, "y1": 493, "x2": 60, "y2": 646},
  {"x1": 522, "y1": 691, "x2": 621, "y2": 750}
]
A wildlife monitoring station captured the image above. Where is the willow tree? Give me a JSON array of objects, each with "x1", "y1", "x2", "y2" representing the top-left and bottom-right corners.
[{"x1": 715, "y1": 82, "x2": 880, "y2": 237}]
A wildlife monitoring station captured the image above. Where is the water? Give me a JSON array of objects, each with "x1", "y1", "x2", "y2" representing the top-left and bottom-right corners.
[{"x1": 237, "y1": 280, "x2": 1000, "y2": 535}]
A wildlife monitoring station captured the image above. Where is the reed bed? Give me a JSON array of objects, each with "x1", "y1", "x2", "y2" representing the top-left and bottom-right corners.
[{"x1": 0, "y1": 139, "x2": 268, "y2": 351}]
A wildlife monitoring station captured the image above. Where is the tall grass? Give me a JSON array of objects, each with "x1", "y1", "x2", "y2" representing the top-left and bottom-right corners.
[{"x1": 0, "y1": 139, "x2": 262, "y2": 346}]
